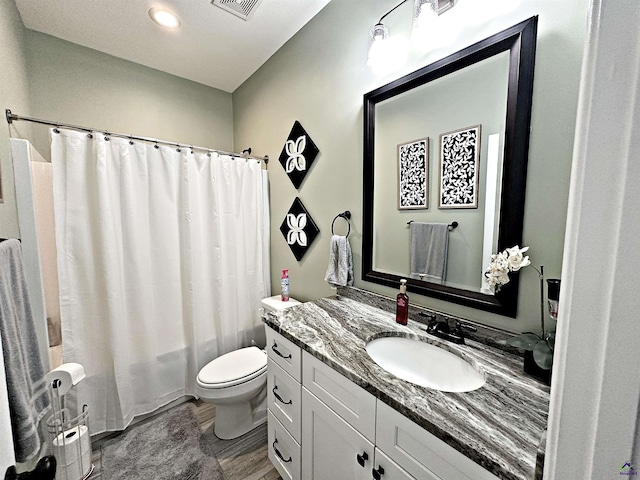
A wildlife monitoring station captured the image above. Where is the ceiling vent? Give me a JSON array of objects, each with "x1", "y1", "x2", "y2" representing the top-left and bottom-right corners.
[{"x1": 211, "y1": 0, "x2": 264, "y2": 20}]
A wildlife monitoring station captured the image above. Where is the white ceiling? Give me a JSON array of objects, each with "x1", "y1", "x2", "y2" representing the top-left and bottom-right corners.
[{"x1": 15, "y1": 0, "x2": 332, "y2": 93}]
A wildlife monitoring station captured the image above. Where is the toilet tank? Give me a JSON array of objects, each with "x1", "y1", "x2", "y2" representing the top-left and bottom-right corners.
[{"x1": 261, "y1": 295, "x2": 301, "y2": 313}]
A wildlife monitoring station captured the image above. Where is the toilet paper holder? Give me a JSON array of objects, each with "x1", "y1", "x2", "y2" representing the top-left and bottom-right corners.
[{"x1": 45, "y1": 364, "x2": 94, "y2": 480}]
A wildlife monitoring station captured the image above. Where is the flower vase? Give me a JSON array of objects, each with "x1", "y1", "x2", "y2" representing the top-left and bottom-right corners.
[{"x1": 523, "y1": 350, "x2": 551, "y2": 385}]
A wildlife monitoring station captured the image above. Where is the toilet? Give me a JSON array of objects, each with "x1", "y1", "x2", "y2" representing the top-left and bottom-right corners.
[{"x1": 195, "y1": 295, "x2": 300, "y2": 439}]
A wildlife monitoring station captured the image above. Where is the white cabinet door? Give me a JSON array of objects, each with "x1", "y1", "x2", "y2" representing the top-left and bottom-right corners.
[
  {"x1": 301, "y1": 388, "x2": 374, "y2": 480},
  {"x1": 376, "y1": 402, "x2": 499, "y2": 480},
  {"x1": 373, "y1": 448, "x2": 420, "y2": 480}
]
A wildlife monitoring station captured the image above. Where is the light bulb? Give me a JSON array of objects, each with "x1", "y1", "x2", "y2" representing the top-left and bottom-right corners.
[{"x1": 148, "y1": 8, "x2": 182, "y2": 29}]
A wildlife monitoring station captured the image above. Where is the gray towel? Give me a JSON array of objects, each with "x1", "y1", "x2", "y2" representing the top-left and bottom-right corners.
[
  {"x1": 410, "y1": 223, "x2": 450, "y2": 284},
  {"x1": 324, "y1": 235, "x2": 354, "y2": 288},
  {"x1": 0, "y1": 239, "x2": 50, "y2": 462}
]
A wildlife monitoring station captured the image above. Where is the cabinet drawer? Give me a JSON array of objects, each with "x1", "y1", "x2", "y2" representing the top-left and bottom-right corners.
[
  {"x1": 376, "y1": 401, "x2": 499, "y2": 480},
  {"x1": 268, "y1": 410, "x2": 301, "y2": 480},
  {"x1": 267, "y1": 358, "x2": 302, "y2": 443},
  {"x1": 302, "y1": 351, "x2": 376, "y2": 442},
  {"x1": 266, "y1": 326, "x2": 302, "y2": 382},
  {"x1": 374, "y1": 448, "x2": 421, "y2": 480}
]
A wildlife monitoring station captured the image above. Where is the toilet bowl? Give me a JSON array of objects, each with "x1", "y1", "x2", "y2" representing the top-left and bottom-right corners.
[{"x1": 196, "y1": 295, "x2": 300, "y2": 439}]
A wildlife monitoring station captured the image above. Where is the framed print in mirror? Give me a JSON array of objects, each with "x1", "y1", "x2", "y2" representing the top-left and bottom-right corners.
[
  {"x1": 438, "y1": 125, "x2": 481, "y2": 209},
  {"x1": 398, "y1": 138, "x2": 429, "y2": 210}
]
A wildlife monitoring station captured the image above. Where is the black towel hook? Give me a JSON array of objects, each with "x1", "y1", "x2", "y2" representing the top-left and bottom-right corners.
[{"x1": 331, "y1": 211, "x2": 351, "y2": 237}]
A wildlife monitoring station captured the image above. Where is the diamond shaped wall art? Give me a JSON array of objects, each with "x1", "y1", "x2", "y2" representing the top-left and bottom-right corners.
[
  {"x1": 278, "y1": 121, "x2": 320, "y2": 189},
  {"x1": 280, "y1": 197, "x2": 320, "y2": 261}
]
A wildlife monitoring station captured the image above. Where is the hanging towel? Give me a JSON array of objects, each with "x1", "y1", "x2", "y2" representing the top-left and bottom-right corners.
[
  {"x1": 0, "y1": 239, "x2": 50, "y2": 462},
  {"x1": 324, "y1": 235, "x2": 354, "y2": 288},
  {"x1": 410, "y1": 223, "x2": 450, "y2": 284}
]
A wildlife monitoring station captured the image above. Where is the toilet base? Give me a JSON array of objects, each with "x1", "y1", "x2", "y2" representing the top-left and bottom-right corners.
[{"x1": 214, "y1": 402, "x2": 267, "y2": 440}]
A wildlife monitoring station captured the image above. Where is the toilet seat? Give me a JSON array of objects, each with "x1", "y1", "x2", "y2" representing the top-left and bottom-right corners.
[{"x1": 197, "y1": 346, "x2": 267, "y2": 389}]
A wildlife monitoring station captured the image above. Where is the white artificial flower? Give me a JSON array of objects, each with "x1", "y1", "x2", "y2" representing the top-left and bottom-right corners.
[
  {"x1": 484, "y1": 245, "x2": 532, "y2": 292},
  {"x1": 506, "y1": 245, "x2": 530, "y2": 271}
]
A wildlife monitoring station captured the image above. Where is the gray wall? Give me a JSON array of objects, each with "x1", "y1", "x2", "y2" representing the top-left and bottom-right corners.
[
  {"x1": 233, "y1": 0, "x2": 587, "y2": 333},
  {"x1": 23, "y1": 31, "x2": 235, "y2": 163},
  {"x1": 0, "y1": 0, "x2": 33, "y2": 239}
]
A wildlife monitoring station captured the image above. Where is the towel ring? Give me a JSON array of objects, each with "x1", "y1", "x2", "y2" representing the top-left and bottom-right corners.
[{"x1": 331, "y1": 211, "x2": 351, "y2": 237}]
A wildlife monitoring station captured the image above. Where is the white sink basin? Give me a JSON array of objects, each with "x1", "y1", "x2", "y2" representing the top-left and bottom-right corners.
[{"x1": 365, "y1": 337, "x2": 486, "y2": 392}]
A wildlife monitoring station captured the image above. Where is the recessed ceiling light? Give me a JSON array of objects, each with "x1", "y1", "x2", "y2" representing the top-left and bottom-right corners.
[{"x1": 148, "y1": 7, "x2": 182, "y2": 29}]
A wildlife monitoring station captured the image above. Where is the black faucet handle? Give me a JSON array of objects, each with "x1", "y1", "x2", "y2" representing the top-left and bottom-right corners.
[
  {"x1": 418, "y1": 311, "x2": 436, "y2": 321},
  {"x1": 418, "y1": 312, "x2": 438, "y2": 331},
  {"x1": 455, "y1": 320, "x2": 477, "y2": 333}
]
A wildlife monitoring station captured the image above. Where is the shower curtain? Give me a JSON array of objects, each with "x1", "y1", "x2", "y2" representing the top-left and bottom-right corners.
[{"x1": 51, "y1": 129, "x2": 269, "y2": 433}]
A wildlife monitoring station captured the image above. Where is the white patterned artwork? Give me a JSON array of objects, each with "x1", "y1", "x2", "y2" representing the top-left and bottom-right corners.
[
  {"x1": 438, "y1": 125, "x2": 481, "y2": 209},
  {"x1": 279, "y1": 197, "x2": 320, "y2": 261},
  {"x1": 278, "y1": 121, "x2": 320, "y2": 189},
  {"x1": 398, "y1": 138, "x2": 429, "y2": 210}
]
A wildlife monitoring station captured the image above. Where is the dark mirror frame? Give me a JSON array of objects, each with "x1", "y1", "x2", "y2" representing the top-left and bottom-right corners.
[{"x1": 362, "y1": 16, "x2": 538, "y2": 317}]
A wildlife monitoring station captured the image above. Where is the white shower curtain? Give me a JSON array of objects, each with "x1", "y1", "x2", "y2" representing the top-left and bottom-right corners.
[{"x1": 51, "y1": 129, "x2": 269, "y2": 433}]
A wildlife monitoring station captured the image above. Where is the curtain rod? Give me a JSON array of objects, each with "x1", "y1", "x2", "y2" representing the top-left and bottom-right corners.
[{"x1": 5, "y1": 109, "x2": 269, "y2": 164}]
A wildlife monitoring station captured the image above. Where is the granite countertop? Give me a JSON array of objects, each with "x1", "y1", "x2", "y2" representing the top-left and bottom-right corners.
[{"x1": 262, "y1": 291, "x2": 550, "y2": 480}]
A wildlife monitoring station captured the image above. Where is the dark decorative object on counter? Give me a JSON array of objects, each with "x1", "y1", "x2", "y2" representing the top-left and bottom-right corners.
[
  {"x1": 280, "y1": 197, "x2": 320, "y2": 261},
  {"x1": 509, "y1": 277, "x2": 561, "y2": 385},
  {"x1": 524, "y1": 350, "x2": 552, "y2": 385},
  {"x1": 485, "y1": 245, "x2": 559, "y2": 384},
  {"x1": 278, "y1": 121, "x2": 320, "y2": 189}
]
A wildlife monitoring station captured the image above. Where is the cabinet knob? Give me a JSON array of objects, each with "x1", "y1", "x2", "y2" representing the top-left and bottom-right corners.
[
  {"x1": 356, "y1": 451, "x2": 369, "y2": 467},
  {"x1": 372, "y1": 465, "x2": 385, "y2": 480},
  {"x1": 272, "y1": 343, "x2": 292, "y2": 359}
]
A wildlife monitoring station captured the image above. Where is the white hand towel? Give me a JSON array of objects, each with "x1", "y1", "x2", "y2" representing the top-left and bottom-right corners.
[{"x1": 324, "y1": 235, "x2": 354, "y2": 288}]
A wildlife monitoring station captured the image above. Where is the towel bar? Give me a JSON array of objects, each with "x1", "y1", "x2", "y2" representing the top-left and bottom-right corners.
[{"x1": 407, "y1": 221, "x2": 458, "y2": 230}]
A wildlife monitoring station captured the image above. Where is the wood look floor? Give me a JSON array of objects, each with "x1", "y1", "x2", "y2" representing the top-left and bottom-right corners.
[{"x1": 90, "y1": 399, "x2": 282, "y2": 480}]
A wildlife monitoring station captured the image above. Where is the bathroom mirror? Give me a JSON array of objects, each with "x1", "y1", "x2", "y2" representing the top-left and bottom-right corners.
[{"x1": 362, "y1": 17, "x2": 538, "y2": 317}]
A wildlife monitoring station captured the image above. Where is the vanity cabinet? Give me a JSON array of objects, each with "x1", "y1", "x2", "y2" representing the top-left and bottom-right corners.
[{"x1": 265, "y1": 326, "x2": 500, "y2": 480}]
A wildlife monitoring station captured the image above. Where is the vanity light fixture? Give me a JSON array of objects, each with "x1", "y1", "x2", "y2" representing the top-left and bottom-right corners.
[
  {"x1": 368, "y1": 0, "x2": 455, "y2": 67},
  {"x1": 148, "y1": 7, "x2": 182, "y2": 29},
  {"x1": 367, "y1": 0, "x2": 408, "y2": 67}
]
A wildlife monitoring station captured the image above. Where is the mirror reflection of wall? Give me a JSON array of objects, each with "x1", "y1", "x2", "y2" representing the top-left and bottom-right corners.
[{"x1": 373, "y1": 51, "x2": 509, "y2": 292}]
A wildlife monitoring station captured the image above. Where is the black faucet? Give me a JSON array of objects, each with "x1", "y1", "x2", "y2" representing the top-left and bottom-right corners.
[{"x1": 418, "y1": 313, "x2": 477, "y2": 344}]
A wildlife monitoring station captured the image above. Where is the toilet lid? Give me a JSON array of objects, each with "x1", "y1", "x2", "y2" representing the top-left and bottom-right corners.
[{"x1": 197, "y1": 346, "x2": 267, "y2": 387}]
